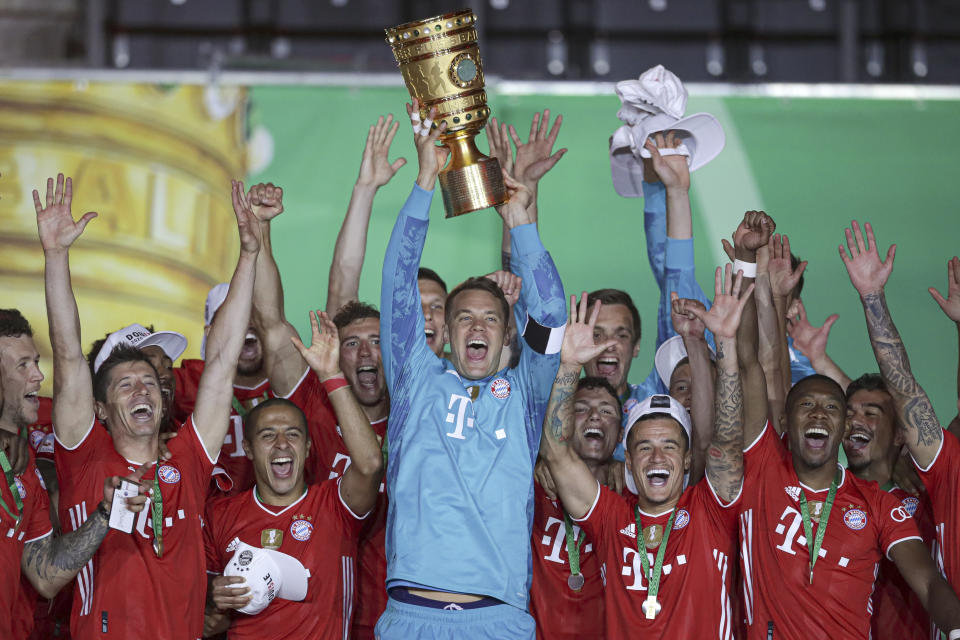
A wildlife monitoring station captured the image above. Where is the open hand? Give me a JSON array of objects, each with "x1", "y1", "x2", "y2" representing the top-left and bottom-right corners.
[
  {"x1": 786, "y1": 299, "x2": 838, "y2": 364},
  {"x1": 929, "y1": 256, "x2": 960, "y2": 323},
  {"x1": 509, "y1": 109, "x2": 566, "y2": 188},
  {"x1": 357, "y1": 114, "x2": 407, "y2": 189},
  {"x1": 290, "y1": 310, "x2": 342, "y2": 380},
  {"x1": 688, "y1": 264, "x2": 755, "y2": 339},
  {"x1": 34, "y1": 174, "x2": 97, "y2": 252},
  {"x1": 486, "y1": 117, "x2": 515, "y2": 177},
  {"x1": 561, "y1": 293, "x2": 616, "y2": 366},
  {"x1": 768, "y1": 233, "x2": 807, "y2": 298},
  {"x1": 839, "y1": 220, "x2": 896, "y2": 297},
  {"x1": 407, "y1": 99, "x2": 450, "y2": 190}
]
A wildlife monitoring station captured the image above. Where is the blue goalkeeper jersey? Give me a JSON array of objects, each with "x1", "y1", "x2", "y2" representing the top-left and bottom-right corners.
[{"x1": 380, "y1": 185, "x2": 566, "y2": 610}]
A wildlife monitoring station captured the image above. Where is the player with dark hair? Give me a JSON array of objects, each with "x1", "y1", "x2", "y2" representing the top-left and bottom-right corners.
[
  {"x1": 374, "y1": 100, "x2": 565, "y2": 639},
  {"x1": 39, "y1": 173, "x2": 260, "y2": 638},
  {"x1": 204, "y1": 310, "x2": 383, "y2": 639}
]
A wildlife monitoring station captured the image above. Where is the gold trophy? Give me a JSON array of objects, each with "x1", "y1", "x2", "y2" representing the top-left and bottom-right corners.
[{"x1": 386, "y1": 8, "x2": 506, "y2": 217}]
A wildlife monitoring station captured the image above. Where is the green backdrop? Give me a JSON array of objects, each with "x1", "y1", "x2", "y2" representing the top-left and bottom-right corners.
[{"x1": 249, "y1": 85, "x2": 960, "y2": 421}]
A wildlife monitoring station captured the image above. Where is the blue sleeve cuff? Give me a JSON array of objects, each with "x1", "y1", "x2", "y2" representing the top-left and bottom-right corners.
[
  {"x1": 401, "y1": 184, "x2": 435, "y2": 221},
  {"x1": 642, "y1": 181, "x2": 665, "y2": 200},
  {"x1": 510, "y1": 223, "x2": 545, "y2": 257},
  {"x1": 665, "y1": 237, "x2": 695, "y2": 270}
]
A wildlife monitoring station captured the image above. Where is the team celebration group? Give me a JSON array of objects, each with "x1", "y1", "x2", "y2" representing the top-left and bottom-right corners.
[{"x1": 3, "y1": 67, "x2": 960, "y2": 640}]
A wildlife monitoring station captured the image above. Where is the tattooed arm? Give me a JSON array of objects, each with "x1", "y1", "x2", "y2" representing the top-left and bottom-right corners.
[
  {"x1": 22, "y1": 503, "x2": 109, "y2": 599},
  {"x1": 540, "y1": 295, "x2": 615, "y2": 519},
  {"x1": 841, "y1": 221, "x2": 942, "y2": 468},
  {"x1": 687, "y1": 265, "x2": 751, "y2": 503}
]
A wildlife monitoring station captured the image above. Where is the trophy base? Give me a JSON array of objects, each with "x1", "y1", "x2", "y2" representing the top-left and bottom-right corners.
[{"x1": 438, "y1": 157, "x2": 506, "y2": 218}]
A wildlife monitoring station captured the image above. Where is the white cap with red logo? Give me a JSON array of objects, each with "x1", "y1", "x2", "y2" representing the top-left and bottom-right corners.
[{"x1": 93, "y1": 323, "x2": 187, "y2": 374}]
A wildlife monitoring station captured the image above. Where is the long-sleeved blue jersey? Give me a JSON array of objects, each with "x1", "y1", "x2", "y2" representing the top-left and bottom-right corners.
[{"x1": 380, "y1": 185, "x2": 566, "y2": 610}]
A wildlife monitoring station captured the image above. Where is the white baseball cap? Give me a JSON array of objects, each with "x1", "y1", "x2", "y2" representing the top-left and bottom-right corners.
[
  {"x1": 223, "y1": 541, "x2": 309, "y2": 615},
  {"x1": 93, "y1": 323, "x2": 188, "y2": 374},
  {"x1": 204, "y1": 283, "x2": 230, "y2": 326},
  {"x1": 610, "y1": 64, "x2": 725, "y2": 197},
  {"x1": 622, "y1": 394, "x2": 692, "y2": 495},
  {"x1": 654, "y1": 335, "x2": 717, "y2": 389}
]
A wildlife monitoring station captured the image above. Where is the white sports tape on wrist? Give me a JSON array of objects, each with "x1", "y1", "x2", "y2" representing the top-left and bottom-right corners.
[
  {"x1": 733, "y1": 259, "x2": 757, "y2": 279},
  {"x1": 522, "y1": 315, "x2": 566, "y2": 355},
  {"x1": 638, "y1": 143, "x2": 691, "y2": 160}
]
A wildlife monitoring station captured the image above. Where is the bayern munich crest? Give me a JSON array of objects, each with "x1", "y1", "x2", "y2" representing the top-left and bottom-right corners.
[
  {"x1": 29, "y1": 430, "x2": 44, "y2": 451},
  {"x1": 901, "y1": 496, "x2": 920, "y2": 517},
  {"x1": 843, "y1": 508, "x2": 868, "y2": 530},
  {"x1": 290, "y1": 519, "x2": 314, "y2": 541},
  {"x1": 490, "y1": 378, "x2": 511, "y2": 399},
  {"x1": 673, "y1": 509, "x2": 690, "y2": 529},
  {"x1": 157, "y1": 465, "x2": 181, "y2": 484}
]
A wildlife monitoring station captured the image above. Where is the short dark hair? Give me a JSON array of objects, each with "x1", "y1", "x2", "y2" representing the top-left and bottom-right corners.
[
  {"x1": 845, "y1": 373, "x2": 888, "y2": 402},
  {"x1": 418, "y1": 267, "x2": 447, "y2": 293},
  {"x1": 577, "y1": 376, "x2": 623, "y2": 414},
  {"x1": 243, "y1": 397, "x2": 308, "y2": 442},
  {"x1": 627, "y1": 412, "x2": 689, "y2": 451},
  {"x1": 333, "y1": 301, "x2": 380, "y2": 331},
  {"x1": 786, "y1": 374, "x2": 846, "y2": 413},
  {"x1": 0, "y1": 309, "x2": 32, "y2": 339},
  {"x1": 93, "y1": 344, "x2": 159, "y2": 404},
  {"x1": 587, "y1": 289, "x2": 641, "y2": 345},
  {"x1": 445, "y1": 277, "x2": 510, "y2": 326},
  {"x1": 87, "y1": 324, "x2": 156, "y2": 376},
  {"x1": 791, "y1": 253, "x2": 805, "y2": 298}
]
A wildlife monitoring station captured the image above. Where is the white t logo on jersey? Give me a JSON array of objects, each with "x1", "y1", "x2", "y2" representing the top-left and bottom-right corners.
[
  {"x1": 621, "y1": 547, "x2": 683, "y2": 591},
  {"x1": 445, "y1": 394, "x2": 474, "y2": 440}
]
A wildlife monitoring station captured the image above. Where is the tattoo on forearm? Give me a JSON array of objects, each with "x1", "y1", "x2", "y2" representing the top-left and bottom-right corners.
[
  {"x1": 24, "y1": 507, "x2": 108, "y2": 586},
  {"x1": 706, "y1": 367, "x2": 744, "y2": 501},
  {"x1": 501, "y1": 251, "x2": 512, "y2": 273},
  {"x1": 861, "y1": 292, "x2": 942, "y2": 448},
  {"x1": 545, "y1": 371, "x2": 578, "y2": 444}
]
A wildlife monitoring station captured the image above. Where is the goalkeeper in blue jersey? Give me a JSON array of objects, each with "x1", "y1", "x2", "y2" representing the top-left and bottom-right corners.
[{"x1": 374, "y1": 100, "x2": 567, "y2": 640}]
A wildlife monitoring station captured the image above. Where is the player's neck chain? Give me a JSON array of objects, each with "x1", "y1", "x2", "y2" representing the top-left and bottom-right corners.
[
  {"x1": 797, "y1": 467, "x2": 841, "y2": 584},
  {"x1": 635, "y1": 505, "x2": 677, "y2": 619}
]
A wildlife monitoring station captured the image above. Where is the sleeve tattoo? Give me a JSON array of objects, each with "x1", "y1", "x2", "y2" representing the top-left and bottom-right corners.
[
  {"x1": 23, "y1": 506, "x2": 108, "y2": 589},
  {"x1": 706, "y1": 366, "x2": 745, "y2": 501},
  {"x1": 545, "y1": 370, "x2": 579, "y2": 444}
]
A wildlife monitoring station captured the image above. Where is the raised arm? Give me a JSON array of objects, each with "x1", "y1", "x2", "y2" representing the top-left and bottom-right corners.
[
  {"x1": 193, "y1": 181, "x2": 261, "y2": 459},
  {"x1": 890, "y1": 538, "x2": 960, "y2": 634},
  {"x1": 786, "y1": 299, "x2": 851, "y2": 391},
  {"x1": 840, "y1": 221, "x2": 941, "y2": 468},
  {"x1": 765, "y1": 233, "x2": 807, "y2": 398},
  {"x1": 929, "y1": 256, "x2": 960, "y2": 437},
  {"x1": 245, "y1": 182, "x2": 308, "y2": 398},
  {"x1": 687, "y1": 265, "x2": 751, "y2": 502},
  {"x1": 291, "y1": 311, "x2": 382, "y2": 516},
  {"x1": 541, "y1": 295, "x2": 616, "y2": 518},
  {"x1": 326, "y1": 115, "x2": 407, "y2": 315},
  {"x1": 670, "y1": 294, "x2": 715, "y2": 485},
  {"x1": 755, "y1": 243, "x2": 787, "y2": 429},
  {"x1": 35, "y1": 174, "x2": 98, "y2": 447}
]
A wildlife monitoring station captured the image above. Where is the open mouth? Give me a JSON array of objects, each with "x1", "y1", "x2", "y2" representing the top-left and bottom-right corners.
[
  {"x1": 645, "y1": 468, "x2": 671, "y2": 488},
  {"x1": 131, "y1": 403, "x2": 154, "y2": 422},
  {"x1": 845, "y1": 430, "x2": 871, "y2": 452},
  {"x1": 241, "y1": 332, "x2": 259, "y2": 357},
  {"x1": 24, "y1": 391, "x2": 39, "y2": 405},
  {"x1": 271, "y1": 456, "x2": 293, "y2": 479},
  {"x1": 804, "y1": 427, "x2": 830, "y2": 450},
  {"x1": 424, "y1": 328, "x2": 435, "y2": 343},
  {"x1": 596, "y1": 357, "x2": 618, "y2": 377},
  {"x1": 583, "y1": 427, "x2": 605, "y2": 441},
  {"x1": 356, "y1": 365, "x2": 378, "y2": 387},
  {"x1": 466, "y1": 339, "x2": 488, "y2": 363}
]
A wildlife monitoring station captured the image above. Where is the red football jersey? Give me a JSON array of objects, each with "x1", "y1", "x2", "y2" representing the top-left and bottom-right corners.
[
  {"x1": 575, "y1": 478, "x2": 740, "y2": 639},
  {"x1": 530, "y1": 481, "x2": 605, "y2": 640},
  {"x1": 315, "y1": 413, "x2": 388, "y2": 640},
  {"x1": 914, "y1": 432, "x2": 960, "y2": 598},
  {"x1": 870, "y1": 486, "x2": 935, "y2": 640},
  {"x1": 174, "y1": 359, "x2": 268, "y2": 495},
  {"x1": 1, "y1": 449, "x2": 53, "y2": 639},
  {"x1": 739, "y1": 425, "x2": 923, "y2": 640},
  {"x1": 55, "y1": 415, "x2": 215, "y2": 639},
  {"x1": 205, "y1": 479, "x2": 366, "y2": 640},
  {"x1": 275, "y1": 369, "x2": 339, "y2": 485}
]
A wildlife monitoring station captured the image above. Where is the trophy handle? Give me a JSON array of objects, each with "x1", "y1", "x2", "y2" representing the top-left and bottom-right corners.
[{"x1": 438, "y1": 130, "x2": 507, "y2": 218}]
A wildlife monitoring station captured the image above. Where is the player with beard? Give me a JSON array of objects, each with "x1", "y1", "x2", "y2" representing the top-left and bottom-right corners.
[
  {"x1": 842, "y1": 373, "x2": 935, "y2": 640},
  {"x1": 41, "y1": 173, "x2": 260, "y2": 638},
  {"x1": 841, "y1": 221, "x2": 960, "y2": 634},
  {"x1": 738, "y1": 371, "x2": 960, "y2": 639},
  {"x1": 204, "y1": 310, "x2": 383, "y2": 639},
  {"x1": 374, "y1": 100, "x2": 565, "y2": 639},
  {"x1": 174, "y1": 183, "x2": 288, "y2": 497},
  {"x1": 542, "y1": 266, "x2": 751, "y2": 639},
  {"x1": 529, "y1": 376, "x2": 622, "y2": 640}
]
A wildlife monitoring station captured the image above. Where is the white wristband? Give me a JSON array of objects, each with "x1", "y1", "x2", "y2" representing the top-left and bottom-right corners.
[
  {"x1": 948, "y1": 630, "x2": 960, "y2": 640},
  {"x1": 732, "y1": 259, "x2": 757, "y2": 279}
]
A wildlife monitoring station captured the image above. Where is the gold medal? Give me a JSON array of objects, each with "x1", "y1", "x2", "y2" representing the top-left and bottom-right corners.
[
  {"x1": 642, "y1": 595, "x2": 661, "y2": 620},
  {"x1": 643, "y1": 524, "x2": 663, "y2": 549},
  {"x1": 261, "y1": 528, "x2": 283, "y2": 549},
  {"x1": 808, "y1": 501, "x2": 824, "y2": 524}
]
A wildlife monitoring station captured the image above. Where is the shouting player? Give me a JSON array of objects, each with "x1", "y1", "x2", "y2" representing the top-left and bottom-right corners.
[
  {"x1": 205, "y1": 310, "x2": 383, "y2": 639},
  {"x1": 375, "y1": 100, "x2": 566, "y2": 639},
  {"x1": 542, "y1": 265, "x2": 752, "y2": 639},
  {"x1": 40, "y1": 174, "x2": 259, "y2": 638}
]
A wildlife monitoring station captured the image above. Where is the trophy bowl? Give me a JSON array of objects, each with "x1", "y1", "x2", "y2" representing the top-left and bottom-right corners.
[{"x1": 386, "y1": 8, "x2": 506, "y2": 218}]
